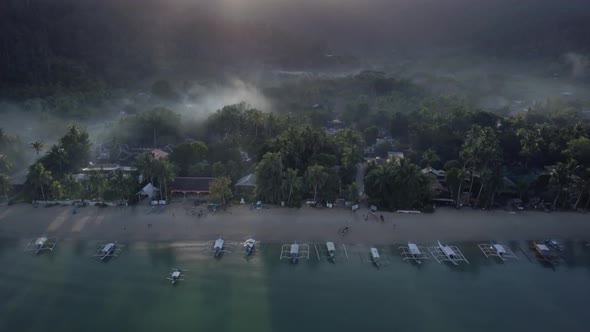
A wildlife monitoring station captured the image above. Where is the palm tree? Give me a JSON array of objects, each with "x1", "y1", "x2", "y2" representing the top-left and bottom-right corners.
[
  {"x1": 47, "y1": 145, "x2": 68, "y2": 175},
  {"x1": 136, "y1": 152, "x2": 156, "y2": 185},
  {"x1": 281, "y1": 168, "x2": 302, "y2": 206},
  {"x1": 61, "y1": 174, "x2": 83, "y2": 199},
  {"x1": 572, "y1": 168, "x2": 590, "y2": 210},
  {"x1": 30, "y1": 140, "x2": 45, "y2": 156},
  {"x1": 305, "y1": 164, "x2": 328, "y2": 202},
  {"x1": 421, "y1": 148, "x2": 440, "y2": 168},
  {"x1": 28, "y1": 163, "x2": 53, "y2": 201},
  {"x1": 154, "y1": 159, "x2": 175, "y2": 201},
  {"x1": 89, "y1": 171, "x2": 108, "y2": 202},
  {"x1": 110, "y1": 169, "x2": 132, "y2": 201},
  {"x1": 549, "y1": 160, "x2": 577, "y2": 210},
  {"x1": 0, "y1": 173, "x2": 11, "y2": 200},
  {"x1": 0, "y1": 154, "x2": 12, "y2": 173}
]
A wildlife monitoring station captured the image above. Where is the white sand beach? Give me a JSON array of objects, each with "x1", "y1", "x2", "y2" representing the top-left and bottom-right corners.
[{"x1": 0, "y1": 202, "x2": 589, "y2": 243}]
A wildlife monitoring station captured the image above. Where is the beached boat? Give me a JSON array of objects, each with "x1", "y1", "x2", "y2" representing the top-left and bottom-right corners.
[
  {"x1": 326, "y1": 242, "x2": 336, "y2": 261},
  {"x1": 290, "y1": 241, "x2": 300, "y2": 264},
  {"x1": 214, "y1": 237, "x2": 225, "y2": 257},
  {"x1": 370, "y1": 247, "x2": 380, "y2": 268},
  {"x1": 243, "y1": 238, "x2": 256, "y2": 256},
  {"x1": 437, "y1": 241, "x2": 458, "y2": 265}
]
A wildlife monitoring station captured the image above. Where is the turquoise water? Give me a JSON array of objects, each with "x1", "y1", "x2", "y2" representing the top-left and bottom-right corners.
[{"x1": 0, "y1": 239, "x2": 589, "y2": 332}]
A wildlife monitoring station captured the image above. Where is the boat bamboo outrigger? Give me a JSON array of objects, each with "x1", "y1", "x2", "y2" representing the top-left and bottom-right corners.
[
  {"x1": 94, "y1": 242, "x2": 123, "y2": 261},
  {"x1": 532, "y1": 241, "x2": 560, "y2": 265},
  {"x1": 428, "y1": 241, "x2": 469, "y2": 265},
  {"x1": 280, "y1": 241, "x2": 309, "y2": 263},
  {"x1": 370, "y1": 247, "x2": 381, "y2": 268},
  {"x1": 243, "y1": 238, "x2": 257, "y2": 256},
  {"x1": 399, "y1": 242, "x2": 429, "y2": 264},
  {"x1": 478, "y1": 241, "x2": 518, "y2": 261},
  {"x1": 25, "y1": 235, "x2": 58, "y2": 255},
  {"x1": 166, "y1": 268, "x2": 186, "y2": 285}
]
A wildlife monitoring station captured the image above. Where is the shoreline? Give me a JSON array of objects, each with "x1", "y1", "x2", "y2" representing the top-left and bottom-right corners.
[{"x1": 0, "y1": 203, "x2": 589, "y2": 244}]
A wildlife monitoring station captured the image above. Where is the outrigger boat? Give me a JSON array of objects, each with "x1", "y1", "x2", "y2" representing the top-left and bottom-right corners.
[
  {"x1": 243, "y1": 238, "x2": 256, "y2": 256},
  {"x1": 25, "y1": 234, "x2": 58, "y2": 255},
  {"x1": 167, "y1": 268, "x2": 186, "y2": 285},
  {"x1": 279, "y1": 241, "x2": 309, "y2": 263},
  {"x1": 97, "y1": 242, "x2": 118, "y2": 261},
  {"x1": 408, "y1": 242, "x2": 423, "y2": 264},
  {"x1": 326, "y1": 242, "x2": 336, "y2": 262},
  {"x1": 478, "y1": 241, "x2": 518, "y2": 261},
  {"x1": 214, "y1": 237, "x2": 225, "y2": 257},
  {"x1": 544, "y1": 239, "x2": 562, "y2": 252},
  {"x1": 370, "y1": 247, "x2": 380, "y2": 268},
  {"x1": 438, "y1": 241, "x2": 459, "y2": 266},
  {"x1": 533, "y1": 241, "x2": 559, "y2": 265},
  {"x1": 399, "y1": 242, "x2": 429, "y2": 264}
]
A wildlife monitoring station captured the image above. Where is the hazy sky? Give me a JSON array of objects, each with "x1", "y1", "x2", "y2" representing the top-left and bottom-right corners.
[{"x1": 143, "y1": 0, "x2": 590, "y2": 53}]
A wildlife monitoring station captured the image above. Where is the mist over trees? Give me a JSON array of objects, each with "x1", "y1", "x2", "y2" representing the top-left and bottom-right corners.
[{"x1": 1, "y1": 0, "x2": 590, "y2": 211}]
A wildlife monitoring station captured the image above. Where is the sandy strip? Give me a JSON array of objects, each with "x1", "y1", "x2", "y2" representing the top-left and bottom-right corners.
[{"x1": 0, "y1": 203, "x2": 588, "y2": 244}]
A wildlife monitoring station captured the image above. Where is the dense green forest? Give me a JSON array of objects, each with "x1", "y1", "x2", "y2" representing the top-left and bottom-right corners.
[{"x1": 2, "y1": 71, "x2": 589, "y2": 212}]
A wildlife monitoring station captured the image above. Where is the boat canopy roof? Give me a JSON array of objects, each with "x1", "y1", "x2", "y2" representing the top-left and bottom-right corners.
[
  {"x1": 536, "y1": 243, "x2": 550, "y2": 251},
  {"x1": 493, "y1": 244, "x2": 507, "y2": 254},
  {"x1": 441, "y1": 245, "x2": 455, "y2": 257},
  {"x1": 214, "y1": 239, "x2": 224, "y2": 248},
  {"x1": 172, "y1": 271, "x2": 181, "y2": 277},
  {"x1": 326, "y1": 242, "x2": 335, "y2": 251},
  {"x1": 290, "y1": 243, "x2": 299, "y2": 254},
  {"x1": 408, "y1": 243, "x2": 420, "y2": 255},
  {"x1": 370, "y1": 247, "x2": 380, "y2": 258}
]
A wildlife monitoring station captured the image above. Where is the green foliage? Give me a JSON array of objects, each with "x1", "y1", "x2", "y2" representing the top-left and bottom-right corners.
[
  {"x1": 209, "y1": 177, "x2": 233, "y2": 204},
  {"x1": 565, "y1": 136, "x2": 590, "y2": 165},
  {"x1": 27, "y1": 162, "x2": 53, "y2": 200},
  {"x1": 88, "y1": 171, "x2": 109, "y2": 202},
  {"x1": 115, "y1": 107, "x2": 182, "y2": 146},
  {"x1": 49, "y1": 180, "x2": 65, "y2": 200},
  {"x1": 420, "y1": 149, "x2": 440, "y2": 168},
  {"x1": 0, "y1": 173, "x2": 11, "y2": 199},
  {"x1": 169, "y1": 141, "x2": 208, "y2": 176},
  {"x1": 281, "y1": 168, "x2": 303, "y2": 206},
  {"x1": 61, "y1": 174, "x2": 84, "y2": 199},
  {"x1": 363, "y1": 126, "x2": 379, "y2": 146},
  {"x1": 59, "y1": 124, "x2": 91, "y2": 171},
  {"x1": 255, "y1": 152, "x2": 284, "y2": 204},
  {"x1": 364, "y1": 159, "x2": 431, "y2": 210},
  {"x1": 305, "y1": 164, "x2": 329, "y2": 202},
  {"x1": 549, "y1": 159, "x2": 578, "y2": 209}
]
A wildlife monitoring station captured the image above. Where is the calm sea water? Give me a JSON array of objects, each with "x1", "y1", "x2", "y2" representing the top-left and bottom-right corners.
[{"x1": 0, "y1": 238, "x2": 589, "y2": 332}]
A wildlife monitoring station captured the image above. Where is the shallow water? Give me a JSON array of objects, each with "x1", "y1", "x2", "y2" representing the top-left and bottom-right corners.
[{"x1": 0, "y1": 239, "x2": 589, "y2": 332}]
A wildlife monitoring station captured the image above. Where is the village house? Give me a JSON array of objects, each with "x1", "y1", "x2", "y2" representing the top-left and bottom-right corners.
[{"x1": 235, "y1": 173, "x2": 256, "y2": 196}]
